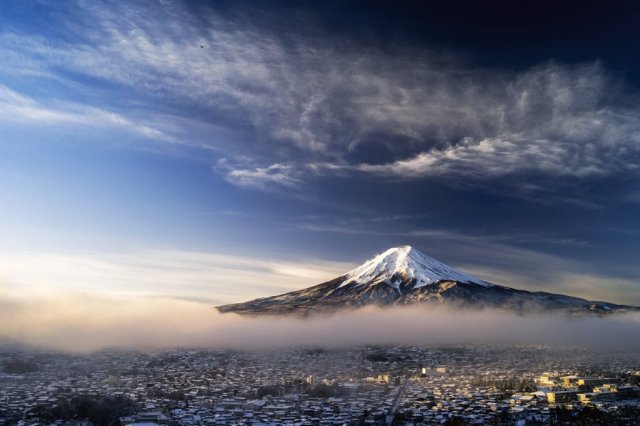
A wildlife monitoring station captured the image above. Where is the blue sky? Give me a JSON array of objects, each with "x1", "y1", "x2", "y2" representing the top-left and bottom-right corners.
[{"x1": 1, "y1": 0, "x2": 640, "y2": 306}]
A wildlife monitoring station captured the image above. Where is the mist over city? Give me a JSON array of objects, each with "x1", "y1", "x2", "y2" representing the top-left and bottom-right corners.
[{"x1": 2, "y1": 295, "x2": 640, "y2": 352}]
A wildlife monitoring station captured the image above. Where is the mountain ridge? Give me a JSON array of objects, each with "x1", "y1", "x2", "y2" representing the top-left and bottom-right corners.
[{"x1": 216, "y1": 246, "x2": 640, "y2": 316}]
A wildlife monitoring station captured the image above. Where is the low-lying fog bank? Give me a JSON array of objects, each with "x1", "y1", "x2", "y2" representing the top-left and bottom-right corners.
[{"x1": 1, "y1": 293, "x2": 639, "y2": 352}]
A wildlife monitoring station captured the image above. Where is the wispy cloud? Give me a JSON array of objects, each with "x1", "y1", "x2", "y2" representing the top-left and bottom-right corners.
[
  {"x1": 210, "y1": 60, "x2": 640, "y2": 191},
  {"x1": 0, "y1": 85, "x2": 175, "y2": 143},
  {"x1": 2, "y1": 2, "x2": 639, "y2": 193},
  {"x1": 297, "y1": 220, "x2": 590, "y2": 248},
  {"x1": 216, "y1": 160, "x2": 301, "y2": 189}
]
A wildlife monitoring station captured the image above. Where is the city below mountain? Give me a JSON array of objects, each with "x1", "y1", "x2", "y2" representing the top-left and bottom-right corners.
[{"x1": 216, "y1": 246, "x2": 640, "y2": 316}]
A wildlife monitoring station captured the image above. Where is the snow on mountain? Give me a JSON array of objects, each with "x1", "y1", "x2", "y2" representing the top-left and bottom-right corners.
[
  {"x1": 216, "y1": 245, "x2": 640, "y2": 316},
  {"x1": 341, "y1": 245, "x2": 491, "y2": 289}
]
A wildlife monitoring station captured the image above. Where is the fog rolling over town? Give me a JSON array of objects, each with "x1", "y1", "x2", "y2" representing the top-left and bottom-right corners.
[
  {"x1": 3, "y1": 0, "x2": 640, "y2": 425},
  {"x1": 2, "y1": 297, "x2": 640, "y2": 352}
]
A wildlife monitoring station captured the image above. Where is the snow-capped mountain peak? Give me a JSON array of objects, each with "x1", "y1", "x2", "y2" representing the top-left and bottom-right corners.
[
  {"x1": 341, "y1": 245, "x2": 490, "y2": 289},
  {"x1": 217, "y1": 245, "x2": 638, "y2": 316}
]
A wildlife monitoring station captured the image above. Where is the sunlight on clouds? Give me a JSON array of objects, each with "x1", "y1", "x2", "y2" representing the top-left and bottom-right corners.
[
  {"x1": 0, "y1": 250, "x2": 354, "y2": 304},
  {"x1": 553, "y1": 273, "x2": 640, "y2": 305},
  {"x1": 0, "y1": 293, "x2": 219, "y2": 351},
  {"x1": 1, "y1": 294, "x2": 640, "y2": 352}
]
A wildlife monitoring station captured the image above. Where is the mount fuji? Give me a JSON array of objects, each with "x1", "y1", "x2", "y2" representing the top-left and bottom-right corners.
[{"x1": 216, "y1": 246, "x2": 639, "y2": 316}]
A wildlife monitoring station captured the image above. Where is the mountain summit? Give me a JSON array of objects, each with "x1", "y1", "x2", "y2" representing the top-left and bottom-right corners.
[
  {"x1": 216, "y1": 246, "x2": 638, "y2": 316},
  {"x1": 341, "y1": 245, "x2": 489, "y2": 290}
]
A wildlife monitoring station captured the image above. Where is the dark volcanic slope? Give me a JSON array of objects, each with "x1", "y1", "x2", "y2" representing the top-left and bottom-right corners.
[{"x1": 216, "y1": 246, "x2": 639, "y2": 316}]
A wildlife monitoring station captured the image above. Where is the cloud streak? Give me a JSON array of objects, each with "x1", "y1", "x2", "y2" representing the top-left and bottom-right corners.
[
  {"x1": 0, "y1": 249, "x2": 354, "y2": 305},
  {"x1": 0, "y1": 85, "x2": 176, "y2": 143}
]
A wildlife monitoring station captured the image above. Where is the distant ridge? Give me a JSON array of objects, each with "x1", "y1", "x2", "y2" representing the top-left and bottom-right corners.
[{"x1": 217, "y1": 246, "x2": 640, "y2": 316}]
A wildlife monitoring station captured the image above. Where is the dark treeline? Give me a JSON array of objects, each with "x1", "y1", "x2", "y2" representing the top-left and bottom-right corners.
[
  {"x1": 256, "y1": 382, "x2": 348, "y2": 399},
  {"x1": 3, "y1": 359, "x2": 39, "y2": 374},
  {"x1": 551, "y1": 405, "x2": 640, "y2": 425},
  {"x1": 32, "y1": 394, "x2": 138, "y2": 426}
]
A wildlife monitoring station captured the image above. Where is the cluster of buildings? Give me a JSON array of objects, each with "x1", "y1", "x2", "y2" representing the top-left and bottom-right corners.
[
  {"x1": 538, "y1": 372, "x2": 640, "y2": 409},
  {"x1": 397, "y1": 371, "x2": 547, "y2": 424},
  {"x1": 1, "y1": 341, "x2": 639, "y2": 425},
  {"x1": 120, "y1": 387, "x2": 397, "y2": 425}
]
